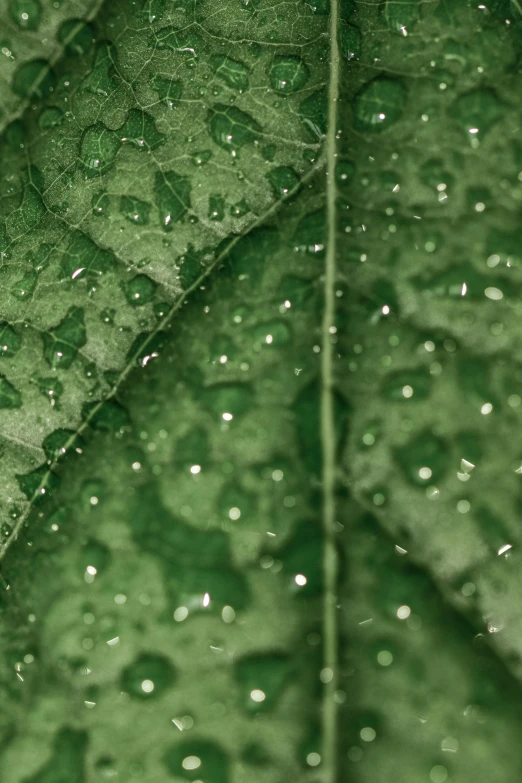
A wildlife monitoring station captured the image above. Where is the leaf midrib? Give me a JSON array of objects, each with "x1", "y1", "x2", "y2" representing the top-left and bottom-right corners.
[{"x1": 321, "y1": 0, "x2": 340, "y2": 779}]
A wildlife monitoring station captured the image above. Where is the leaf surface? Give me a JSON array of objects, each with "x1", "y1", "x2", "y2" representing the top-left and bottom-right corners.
[{"x1": 1, "y1": 1, "x2": 522, "y2": 782}]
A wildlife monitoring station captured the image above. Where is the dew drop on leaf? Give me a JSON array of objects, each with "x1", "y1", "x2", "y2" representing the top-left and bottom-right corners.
[
  {"x1": 299, "y1": 89, "x2": 327, "y2": 137},
  {"x1": 82, "y1": 42, "x2": 118, "y2": 96},
  {"x1": 38, "y1": 106, "x2": 64, "y2": 130},
  {"x1": 164, "y1": 741, "x2": 229, "y2": 783},
  {"x1": 9, "y1": 0, "x2": 41, "y2": 30},
  {"x1": 208, "y1": 194, "x2": 225, "y2": 221},
  {"x1": 43, "y1": 307, "x2": 87, "y2": 370},
  {"x1": 124, "y1": 274, "x2": 157, "y2": 306},
  {"x1": 152, "y1": 74, "x2": 183, "y2": 107},
  {"x1": 395, "y1": 430, "x2": 448, "y2": 486},
  {"x1": 80, "y1": 123, "x2": 121, "y2": 177},
  {"x1": 11, "y1": 58, "x2": 55, "y2": 99},
  {"x1": 120, "y1": 195, "x2": 151, "y2": 225},
  {"x1": 339, "y1": 22, "x2": 361, "y2": 60},
  {"x1": 155, "y1": 170, "x2": 191, "y2": 228},
  {"x1": 36, "y1": 377, "x2": 64, "y2": 408},
  {"x1": 235, "y1": 654, "x2": 291, "y2": 712},
  {"x1": 92, "y1": 191, "x2": 110, "y2": 217},
  {"x1": 266, "y1": 166, "x2": 300, "y2": 197},
  {"x1": 353, "y1": 77, "x2": 405, "y2": 132},
  {"x1": 0, "y1": 376, "x2": 22, "y2": 409},
  {"x1": 382, "y1": 0, "x2": 419, "y2": 34},
  {"x1": 58, "y1": 19, "x2": 95, "y2": 56},
  {"x1": 118, "y1": 109, "x2": 165, "y2": 150},
  {"x1": 208, "y1": 104, "x2": 261, "y2": 153},
  {"x1": 210, "y1": 54, "x2": 249, "y2": 91},
  {"x1": 152, "y1": 25, "x2": 201, "y2": 56},
  {"x1": 269, "y1": 55, "x2": 309, "y2": 94},
  {"x1": 450, "y1": 88, "x2": 503, "y2": 138},
  {"x1": 201, "y1": 383, "x2": 254, "y2": 421},
  {"x1": 0, "y1": 323, "x2": 22, "y2": 358},
  {"x1": 121, "y1": 653, "x2": 175, "y2": 699}
]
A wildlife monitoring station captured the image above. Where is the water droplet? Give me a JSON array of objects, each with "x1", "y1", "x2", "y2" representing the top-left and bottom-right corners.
[
  {"x1": 353, "y1": 77, "x2": 405, "y2": 132},
  {"x1": 120, "y1": 195, "x2": 151, "y2": 225},
  {"x1": 269, "y1": 55, "x2": 309, "y2": 94},
  {"x1": 12, "y1": 58, "x2": 55, "y2": 98},
  {"x1": 152, "y1": 25, "x2": 201, "y2": 56},
  {"x1": 121, "y1": 653, "x2": 175, "y2": 699},
  {"x1": 155, "y1": 170, "x2": 191, "y2": 228},
  {"x1": 58, "y1": 19, "x2": 94, "y2": 56},
  {"x1": 396, "y1": 430, "x2": 448, "y2": 486},
  {"x1": 80, "y1": 123, "x2": 121, "y2": 177},
  {"x1": 43, "y1": 307, "x2": 86, "y2": 369},
  {"x1": 340, "y1": 23, "x2": 361, "y2": 60},
  {"x1": 266, "y1": 166, "x2": 300, "y2": 197},
  {"x1": 210, "y1": 54, "x2": 249, "y2": 91},
  {"x1": 236, "y1": 654, "x2": 290, "y2": 711},
  {"x1": 450, "y1": 88, "x2": 503, "y2": 138},
  {"x1": 164, "y1": 741, "x2": 229, "y2": 782},
  {"x1": 38, "y1": 106, "x2": 64, "y2": 130},
  {"x1": 208, "y1": 194, "x2": 225, "y2": 221},
  {"x1": 0, "y1": 376, "x2": 21, "y2": 409},
  {"x1": 208, "y1": 104, "x2": 261, "y2": 153}
]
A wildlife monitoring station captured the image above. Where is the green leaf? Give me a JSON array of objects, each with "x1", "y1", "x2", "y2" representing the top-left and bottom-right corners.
[{"x1": 1, "y1": 0, "x2": 522, "y2": 782}]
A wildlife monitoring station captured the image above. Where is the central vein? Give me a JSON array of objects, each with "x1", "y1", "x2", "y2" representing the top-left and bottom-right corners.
[{"x1": 321, "y1": 0, "x2": 340, "y2": 780}]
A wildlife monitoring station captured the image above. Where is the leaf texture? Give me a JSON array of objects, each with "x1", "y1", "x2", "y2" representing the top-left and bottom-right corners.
[{"x1": 1, "y1": 0, "x2": 522, "y2": 782}]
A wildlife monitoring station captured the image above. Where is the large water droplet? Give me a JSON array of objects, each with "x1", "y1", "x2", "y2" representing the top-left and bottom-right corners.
[
  {"x1": 353, "y1": 77, "x2": 405, "y2": 132},
  {"x1": 121, "y1": 653, "x2": 175, "y2": 698}
]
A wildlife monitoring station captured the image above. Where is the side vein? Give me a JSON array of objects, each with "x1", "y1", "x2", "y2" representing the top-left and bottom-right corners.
[
  {"x1": 321, "y1": 0, "x2": 340, "y2": 778},
  {"x1": 0, "y1": 157, "x2": 324, "y2": 562}
]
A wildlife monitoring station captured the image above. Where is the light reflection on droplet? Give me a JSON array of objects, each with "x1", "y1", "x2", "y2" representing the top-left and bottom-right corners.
[
  {"x1": 485, "y1": 287, "x2": 503, "y2": 300},
  {"x1": 430, "y1": 765, "x2": 448, "y2": 783},
  {"x1": 377, "y1": 650, "x2": 393, "y2": 666},
  {"x1": 250, "y1": 689, "x2": 266, "y2": 702},
  {"x1": 441, "y1": 736, "x2": 459, "y2": 753},
  {"x1": 182, "y1": 755, "x2": 201, "y2": 770},
  {"x1": 295, "y1": 574, "x2": 307, "y2": 586},
  {"x1": 307, "y1": 752, "x2": 321, "y2": 767},
  {"x1": 222, "y1": 605, "x2": 235, "y2": 623},
  {"x1": 141, "y1": 679, "x2": 154, "y2": 693},
  {"x1": 174, "y1": 606, "x2": 189, "y2": 622},
  {"x1": 348, "y1": 746, "x2": 363, "y2": 762}
]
